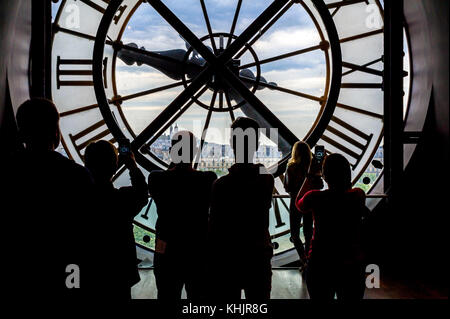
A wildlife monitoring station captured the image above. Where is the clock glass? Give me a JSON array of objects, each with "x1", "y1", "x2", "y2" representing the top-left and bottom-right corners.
[{"x1": 51, "y1": 0, "x2": 411, "y2": 264}]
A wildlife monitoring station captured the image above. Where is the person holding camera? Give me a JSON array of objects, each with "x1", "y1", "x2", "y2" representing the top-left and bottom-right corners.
[
  {"x1": 84, "y1": 140, "x2": 148, "y2": 300},
  {"x1": 296, "y1": 153, "x2": 366, "y2": 300}
]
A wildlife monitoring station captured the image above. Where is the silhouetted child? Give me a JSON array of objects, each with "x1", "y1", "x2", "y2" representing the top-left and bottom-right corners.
[
  {"x1": 84, "y1": 140, "x2": 148, "y2": 300},
  {"x1": 209, "y1": 117, "x2": 274, "y2": 300},
  {"x1": 148, "y1": 131, "x2": 217, "y2": 300},
  {"x1": 296, "y1": 153, "x2": 366, "y2": 300}
]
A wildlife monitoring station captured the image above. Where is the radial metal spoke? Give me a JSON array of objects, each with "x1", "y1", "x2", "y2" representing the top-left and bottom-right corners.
[
  {"x1": 239, "y1": 43, "x2": 324, "y2": 69},
  {"x1": 226, "y1": 0, "x2": 242, "y2": 48},
  {"x1": 219, "y1": 91, "x2": 224, "y2": 109},
  {"x1": 221, "y1": 68, "x2": 298, "y2": 146},
  {"x1": 148, "y1": 0, "x2": 289, "y2": 66},
  {"x1": 131, "y1": 67, "x2": 214, "y2": 149},
  {"x1": 239, "y1": 76, "x2": 324, "y2": 103},
  {"x1": 144, "y1": 85, "x2": 209, "y2": 148},
  {"x1": 200, "y1": 0, "x2": 217, "y2": 54},
  {"x1": 111, "y1": 80, "x2": 191, "y2": 104},
  {"x1": 235, "y1": 0, "x2": 295, "y2": 59},
  {"x1": 194, "y1": 90, "x2": 218, "y2": 169},
  {"x1": 147, "y1": 0, "x2": 216, "y2": 64},
  {"x1": 224, "y1": 91, "x2": 236, "y2": 122},
  {"x1": 218, "y1": 0, "x2": 290, "y2": 64}
]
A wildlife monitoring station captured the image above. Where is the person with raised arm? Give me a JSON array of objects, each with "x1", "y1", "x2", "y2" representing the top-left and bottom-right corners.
[{"x1": 296, "y1": 153, "x2": 366, "y2": 300}]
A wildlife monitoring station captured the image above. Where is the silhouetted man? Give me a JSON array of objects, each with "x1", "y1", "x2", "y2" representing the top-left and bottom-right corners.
[
  {"x1": 148, "y1": 131, "x2": 216, "y2": 300},
  {"x1": 2, "y1": 98, "x2": 95, "y2": 300},
  {"x1": 209, "y1": 117, "x2": 274, "y2": 300},
  {"x1": 84, "y1": 140, "x2": 148, "y2": 300}
]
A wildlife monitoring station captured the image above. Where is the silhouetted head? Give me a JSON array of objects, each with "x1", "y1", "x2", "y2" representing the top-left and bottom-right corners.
[
  {"x1": 170, "y1": 130, "x2": 198, "y2": 165},
  {"x1": 288, "y1": 141, "x2": 312, "y2": 171},
  {"x1": 230, "y1": 117, "x2": 260, "y2": 164},
  {"x1": 84, "y1": 140, "x2": 118, "y2": 182},
  {"x1": 16, "y1": 98, "x2": 61, "y2": 151},
  {"x1": 323, "y1": 153, "x2": 352, "y2": 190}
]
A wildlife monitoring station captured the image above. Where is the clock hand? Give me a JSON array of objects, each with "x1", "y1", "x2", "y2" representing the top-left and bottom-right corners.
[
  {"x1": 116, "y1": 42, "x2": 203, "y2": 80},
  {"x1": 239, "y1": 69, "x2": 278, "y2": 91},
  {"x1": 117, "y1": 41, "x2": 275, "y2": 91}
]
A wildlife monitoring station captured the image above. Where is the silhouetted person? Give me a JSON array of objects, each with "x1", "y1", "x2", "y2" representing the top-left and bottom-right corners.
[
  {"x1": 148, "y1": 131, "x2": 217, "y2": 300},
  {"x1": 296, "y1": 153, "x2": 366, "y2": 300},
  {"x1": 84, "y1": 140, "x2": 148, "y2": 300},
  {"x1": 283, "y1": 141, "x2": 313, "y2": 268},
  {"x1": 2, "y1": 98, "x2": 95, "y2": 300},
  {"x1": 209, "y1": 117, "x2": 274, "y2": 300}
]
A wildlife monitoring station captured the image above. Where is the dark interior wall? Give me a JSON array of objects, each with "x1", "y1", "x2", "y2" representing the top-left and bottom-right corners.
[
  {"x1": 423, "y1": 0, "x2": 450, "y2": 156},
  {"x1": 0, "y1": 0, "x2": 19, "y2": 126},
  {"x1": 368, "y1": 0, "x2": 449, "y2": 289},
  {"x1": 0, "y1": 0, "x2": 31, "y2": 154}
]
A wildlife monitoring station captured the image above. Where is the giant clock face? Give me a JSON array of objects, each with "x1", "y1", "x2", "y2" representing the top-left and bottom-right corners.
[{"x1": 52, "y1": 0, "x2": 410, "y2": 263}]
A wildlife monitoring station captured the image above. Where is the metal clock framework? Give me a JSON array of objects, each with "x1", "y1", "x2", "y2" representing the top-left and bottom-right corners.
[{"x1": 51, "y1": 0, "x2": 411, "y2": 264}]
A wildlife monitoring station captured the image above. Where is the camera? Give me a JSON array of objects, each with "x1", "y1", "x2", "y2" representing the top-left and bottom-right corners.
[
  {"x1": 314, "y1": 145, "x2": 325, "y2": 164},
  {"x1": 118, "y1": 138, "x2": 131, "y2": 156}
]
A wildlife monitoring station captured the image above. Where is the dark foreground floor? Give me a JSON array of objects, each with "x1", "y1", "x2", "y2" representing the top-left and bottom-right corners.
[{"x1": 131, "y1": 268, "x2": 447, "y2": 299}]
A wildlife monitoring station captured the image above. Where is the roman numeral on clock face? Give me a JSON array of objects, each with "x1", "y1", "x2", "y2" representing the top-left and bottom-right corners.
[
  {"x1": 341, "y1": 59, "x2": 384, "y2": 89},
  {"x1": 69, "y1": 119, "x2": 116, "y2": 160},
  {"x1": 326, "y1": 0, "x2": 369, "y2": 10},
  {"x1": 272, "y1": 198, "x2": 286, "y2": 229},
  {"x1": 56, "y1": 56, "x2": 108, "y2": 89},
  {"x1": 321, "y1": 116, "x2": 373, "y2": 170}
]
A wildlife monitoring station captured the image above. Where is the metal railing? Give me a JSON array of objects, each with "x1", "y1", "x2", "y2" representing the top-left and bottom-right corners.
[{"x1": 272, "y1": 194, "x2": 388, "y2": 199}]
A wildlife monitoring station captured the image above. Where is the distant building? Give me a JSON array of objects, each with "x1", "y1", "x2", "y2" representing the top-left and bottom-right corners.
[{"x1": 149, "y1": 124, "x2": 282, "y2": 174}]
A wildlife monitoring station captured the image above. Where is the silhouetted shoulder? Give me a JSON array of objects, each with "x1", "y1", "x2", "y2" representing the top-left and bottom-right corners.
[
  {"x1": 212, "y1": 172, "x2": 230, "y2": 188},
  {"x1": 199, "y1": 170, "x2": 217, "y2": 183},
  {"x1": 348, "y1": 187, "x2": 366, "y2": 202},
  {"x1": 350, "y1": 187, "x2": 365, "y2": 196},
  {"x1": 303, "y1": 189, "x2": 322, "y2": 200},
  {"x1": 286, "y1": 163, "x2": 299, "y2": 175},
  {"x1": 147, "y1": 169, "x2": 165, "y2": 193},
  {"x1": 256, "y1": 164, "x2": 274, "y2": 185},
  {"x1": 148, "y1": 169, "x2": 165, "y2": 180},
  {"x1": 66, "y1": 156, "x2": 93, "y2": 180},
  {"x1": 296, "y1": 189, "x2": 321, "y2": 213}
]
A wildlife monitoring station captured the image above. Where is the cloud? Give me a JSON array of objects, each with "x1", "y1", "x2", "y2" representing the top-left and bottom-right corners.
[
  {"x1": 261, "y1": 66, "x2": 326, "y2": 92},
  {"x1": 253, "y1": 27, "x2": 320, "y2": 57}
]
